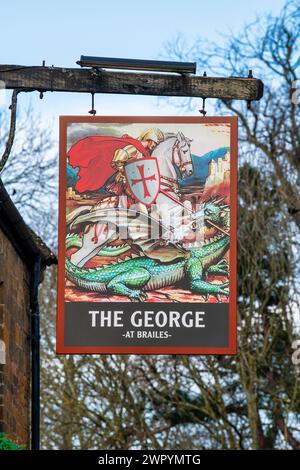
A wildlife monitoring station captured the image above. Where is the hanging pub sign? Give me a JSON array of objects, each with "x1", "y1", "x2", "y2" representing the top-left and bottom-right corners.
[{"x1": 57, "y1": 116, "x2": 237, "y2": 354}]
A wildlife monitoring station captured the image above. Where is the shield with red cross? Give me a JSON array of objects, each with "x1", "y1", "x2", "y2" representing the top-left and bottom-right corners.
[{"x1": 124, "y1": 157, "x2": 160, "y2": 206}]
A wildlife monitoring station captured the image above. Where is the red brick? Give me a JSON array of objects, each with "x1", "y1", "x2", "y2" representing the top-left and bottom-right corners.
[{"x1": 0, "y1": 230, "x2": 30, "y2": 448}]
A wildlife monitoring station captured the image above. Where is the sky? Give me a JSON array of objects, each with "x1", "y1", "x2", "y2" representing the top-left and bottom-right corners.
[
  {"x1": 0, "y1": 0, "x2": 286, "y2": 125},
  {"x1": 67, "y1": 121, "x2": 230, "y2": 156}
]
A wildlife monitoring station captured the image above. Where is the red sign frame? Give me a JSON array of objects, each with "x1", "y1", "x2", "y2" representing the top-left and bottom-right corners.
[{"x1": 57, "y1": 116, "x2": 237, "y2": 355}]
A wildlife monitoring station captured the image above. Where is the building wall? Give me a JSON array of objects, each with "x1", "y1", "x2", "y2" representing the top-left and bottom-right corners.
[{"x1": 0, "y1": 229, "x2": 30, "y2": 448}]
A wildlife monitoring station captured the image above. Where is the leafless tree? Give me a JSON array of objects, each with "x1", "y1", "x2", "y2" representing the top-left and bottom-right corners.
[
  {"x1": 4, "y1": 1, "x2": 300, "y2": 450},
  {"x1": 40, "y1": 158, "x2": 300, "y2": 449},
  {"x1": 0, "y1": 106, "x2": 58, "y2": 248},
  {"x1": 163, "y1": 0, "x2": 300, "y2": 230}
]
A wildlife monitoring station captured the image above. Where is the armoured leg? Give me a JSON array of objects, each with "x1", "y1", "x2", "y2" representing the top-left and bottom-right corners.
[{"x1": 71, "y1": 223, "x2": 117, "y2": 267}]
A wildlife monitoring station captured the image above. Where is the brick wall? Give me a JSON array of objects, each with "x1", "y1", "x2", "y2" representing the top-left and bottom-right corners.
[{"x1": 0, "y1": 228, "x2": 31, "y2": 448}]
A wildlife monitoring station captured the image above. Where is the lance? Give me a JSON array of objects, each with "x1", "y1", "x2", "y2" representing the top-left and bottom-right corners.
[{"x1": 159, "y1": 188, "x2": 230, "y2": 237}]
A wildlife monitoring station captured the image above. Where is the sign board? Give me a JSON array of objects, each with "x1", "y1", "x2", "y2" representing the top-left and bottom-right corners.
[{"x1": 57, "y1": 116, "x2": 237, "y2": 354}]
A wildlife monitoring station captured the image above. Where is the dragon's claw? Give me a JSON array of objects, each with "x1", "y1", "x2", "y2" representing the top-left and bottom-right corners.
[
  {"x1": 221, "y1": 281, "x2": 229, "y2": 288},
  {"x1": 207, "y1": 259, "x2": 229, "y2": 277},
  {"x1": 213, "y1": 287, "x2": 229, "y2": 301},
  {"x1": 218, "y1": 259, "x2": 228, "y2": 268},
  {"x1": 129, "y1": 291, "x2": 147, "y2": 302},
  {"x1": 217, "y1": 268, "x2": 228, "y2": 275}
]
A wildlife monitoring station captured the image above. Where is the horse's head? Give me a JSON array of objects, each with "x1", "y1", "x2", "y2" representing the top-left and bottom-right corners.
[{"x1": 172, "y1": 132, "x2": 194, "y2": 177}]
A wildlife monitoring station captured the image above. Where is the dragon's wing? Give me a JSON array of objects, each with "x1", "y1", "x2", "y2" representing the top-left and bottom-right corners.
[
  {"x1": 66, "y1": 205, "x2": 93, "y2": 226},
  {"x1": 70, "y1": 207, "x2": 169, "y2": 233},
  {"x1": 70, "y1": 207, "x2": 189, "y2": 261}
]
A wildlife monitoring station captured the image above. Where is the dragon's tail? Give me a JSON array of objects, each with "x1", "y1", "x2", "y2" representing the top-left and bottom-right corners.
[{"x1": 65, "y1": 257, "x2": 108, "y2": 292}]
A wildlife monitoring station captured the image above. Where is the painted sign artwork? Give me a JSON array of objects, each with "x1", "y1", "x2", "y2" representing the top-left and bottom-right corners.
[{"x1": 57, "y1": 116, "x2": 237, "y2": 354}]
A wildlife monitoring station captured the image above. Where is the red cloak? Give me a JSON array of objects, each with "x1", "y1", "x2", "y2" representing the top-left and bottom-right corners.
[{"x1": 68, "y1": 135, "x2": 150, "y2": 193}]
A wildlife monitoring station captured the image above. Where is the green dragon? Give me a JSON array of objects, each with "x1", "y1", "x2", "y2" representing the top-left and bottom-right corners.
[{"x1": 65, "y1": 199, "x2": 230, "y2": 302}]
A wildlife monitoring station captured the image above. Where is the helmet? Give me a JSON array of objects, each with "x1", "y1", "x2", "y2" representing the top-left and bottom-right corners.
[{"x1": 138, "y1": 128, "x2": 164, "y2": 144}]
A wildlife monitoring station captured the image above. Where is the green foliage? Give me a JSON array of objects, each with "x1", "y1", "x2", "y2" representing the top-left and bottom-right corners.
[{"x1": 0, "y1": 433, "x2": 22, "y2": 450}]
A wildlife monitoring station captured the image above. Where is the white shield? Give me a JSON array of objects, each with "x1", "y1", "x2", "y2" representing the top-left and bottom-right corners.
[{"x1": 124, "y1": 157, "x2": 160, "y2": 206}]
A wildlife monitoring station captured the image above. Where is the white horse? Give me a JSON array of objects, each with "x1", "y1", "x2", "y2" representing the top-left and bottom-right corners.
[
  {"x1": 69, "y1": 132, "x2": 194, "y2": 267},
  {"x1": 150, "y1": 132, "x2": 194, "y2": 243}
]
